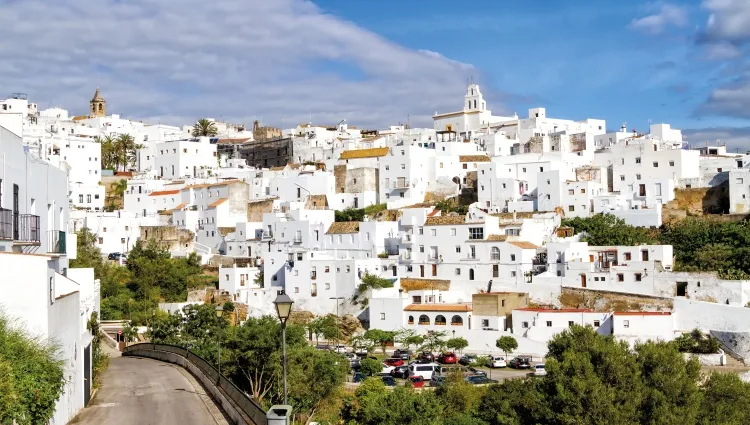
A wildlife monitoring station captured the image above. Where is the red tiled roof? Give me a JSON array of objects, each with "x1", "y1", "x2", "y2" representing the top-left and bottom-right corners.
[
  {"x1": 149, "y1": 190, "x2": 180, "y2": 196},
  {"x1": 515, "y1": 308, "x2": 593, "y2": 313},
  {"x1": 208, "y1": 198, "x2": 228, "y2": 208},
  {"x1": 614, "y1": 311, "x2": 671, "y2": 316},
  {"x1": 404, "y1": 304, "x2": 472, "y2": 312}
]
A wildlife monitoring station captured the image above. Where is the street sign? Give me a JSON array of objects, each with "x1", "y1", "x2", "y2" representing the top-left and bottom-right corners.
[{"x1": 117, "y1": 330, "x2": 123, "y2": 335}]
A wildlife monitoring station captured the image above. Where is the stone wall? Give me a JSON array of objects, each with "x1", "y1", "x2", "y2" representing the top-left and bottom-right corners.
[
  {"x1": 334, "y1": 165, "x2": 347, "y2": 194},
  {"x1": 246, "y1": 199, "x2": 275, "y2": 222},
  {"x1": 559, "y1": 287, "x2": 673, "y2": 312},
  {"x1": 711, "y1": 330, "x2": 750, "y2": 364},
  {"x1": 140, "y1": 226, "x2": 195, "y2": 252}
]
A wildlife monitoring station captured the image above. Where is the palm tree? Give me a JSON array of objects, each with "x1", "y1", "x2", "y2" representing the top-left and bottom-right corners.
[
  {"x1": 192, "y1": 118, "x2": 218, "y2": 137},
  {"x1": 95, "y1": 135, "x2": 117, "y2": 170},
  {"x1": 114, "y1": 134, "x2": 138, "y2": 171}
]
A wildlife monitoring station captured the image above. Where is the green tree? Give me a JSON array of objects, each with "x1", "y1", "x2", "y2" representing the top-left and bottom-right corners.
[
  {"x1": 334, "y1": 209, "x2": 365, "y2": 222},
  {"x1": 698, "y1": 373, "x2": 750, "y2": 425},
  {"x1": 562, "y1": 214, "x2": 655, "y2": 246},
  {"x1": 359, "y1": 357, "x2": 383, "y2": 377},
  {"x1": 192, "y1": 118, "x2": 218, "y2": 137},
  {"x1": 96, "y1": 134, "x2": 117, "y2": 170},
  {"x1": 122, "y1": 323, "x2": 138, "y2": 345},
  {"x1": 421, "y1": 330, "x2": 448, "y2": 353},
  {"x1": 0, "y1": 313, "x2": 65, "y2": 425},
  {"x1": 364, "y1": 329, "x2": 395, "y2": 354},
  {"x1": 286, "y1": 345, "x2": 349, "y2": 420},
  {"x1": 446, "y1": 337, "x2": 469, "y2": 353},
  {"x1": 495, "y1": 336, "x2": 518, "y2": 357}
]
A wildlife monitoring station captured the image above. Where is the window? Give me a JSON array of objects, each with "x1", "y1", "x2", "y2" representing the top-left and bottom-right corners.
[
  {"x1": 568, "y1": 189, "x2": 574, "y2": 195},
  {"x1": 455, "y1": 268, "x2": 461, "y2": 275},
  {"x1": 546, "y1": 321, "x2": 552, "y2": 327},
  {"x1": 617, "y1": 273, "x2": 624, "y2": 282},
  {"x1": 522, "y1": 167, "x2": 526, "y2": 172},
  {"x1": 491, "y1": 247, "x2": 500, "y2": 260},
  {"x1": 431, "y1": 229, "x2": 436, "y2": 236},
  {"x1": 653, "y1": 162, "x2": 659, "y2": 168},
  {"x1": 98, "y1": 237, "x2": 103, "y2": 244},
  {"x1": 510, "y1": 254, "x2": 516, "y2": 261},
  {"x1": 635, "y1": 273, "x2": 642, "y2": 282},
  {"x1": 400, "y1": 164, "x2": 405, "y2": 170},
  {"x1": 669, "y1": 161, "x2": 675, "y2": 166},
  {"x1": 79, "y1": 194, "x2": 83, "y2": 203},
  {"x1": 273, "y1": 274, "x2": 278, "y2": 281},
  {"x1": 418, "y1": 227, "x2": 424, "y2": 235},
  {"x1": 468, "y1": 227, "x2": 484, "y2": 240},
  {"x1": 380, "y1": 313, "x2": 386, "y2": 320},
  {"x1": 325, "y1": 283, "x2": 331, "y2": 290},
  {"x1": 594, "y1": 320, "x2": 600, "y2": 327},
  {"x1": 636, "y1": 174, "x2": 641, "y2": 180},
  {"x1": 419, "y1": 245, "x2": 425, "y2": 253},
  {"x1": 346, "y1": 266, "x2": 351, "y2": 273},
  {"x1": 718, "y1": 168, "x2": 723, "y2": 172},
  {"x1": 624, "y1": 252, "x2": 631, "y2": 261},
  {"x1": 620, "y1": 175, "x2": 625, "y2": 181},
  {"x1": 120, "y1": 238, "x2": 125, "y2": 243},
  {"x1": 568, "y1": 321, "x2": 574, "y2": 327},
  {"x1": 463, "y1": 164, "x2": 468, "y2": 169},
  {"x1": 325, "y1": 266, "x2": 330, "y2": 273},
  {"x1": 522, "y1": 321, "x2": 529, "y2": 328},
  {"x1": 95, "y1": 194, "x2": 100, "y2": 199},
  {"x1": 623, "y1": 320, "x2": 630, "y2": 328},
  {"x1": 568, "y1": 205, "x2": 575, "y2": 212},
  {"x1": 635, "y1": 157, "x2": 641, "y2": 164},
  {"x1": 737, "y1": 178, "x2": 745, "y2": 184},
  {"x1": 511, "y1": 271, "x2": 517, "y2": 277}
]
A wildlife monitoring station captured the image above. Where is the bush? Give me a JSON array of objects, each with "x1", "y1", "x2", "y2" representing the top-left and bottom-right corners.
[
  {"x1": 359, "y1": 357, "x2": 382, "y2": 377},
  {"x1": 673, "y1": 329, "x2": 720, "y2": 354}
]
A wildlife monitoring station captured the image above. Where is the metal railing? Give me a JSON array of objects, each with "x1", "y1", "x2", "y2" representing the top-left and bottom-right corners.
[
  {"x1": 123, "y1": 343, "x2": 267, "y2": 425},
  {"x1": 0, "y1": 208, "x2": 11, "y2": 240},
  {"x1": 293, "y1": 237, "x2": 302, "y2": 244},
  {"x1": 16, "y1": 214, "x2": 40, "y2": 244},
  {"x1": 47, "y1": 230, "x2": 66, "y2": 254}
]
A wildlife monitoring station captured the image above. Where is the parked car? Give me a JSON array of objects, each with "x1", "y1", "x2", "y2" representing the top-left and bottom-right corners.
[
  {"x1": 465, "y1": 375, "x2": 498, "y2": 385},
  {"x1": 459, "y1": 354, "x2": 478, "y2": 365},
  {"x1": 487, "y1": 355, "x2": 507, "y2": 368},
  {"x1": 381, "y1": 376, "x2": 397, "y2": 387},
  {"x1": 419, "y1": 351, "x2": 435, "y2": 362},
  {"x1": 383, "y1": 358, "x2": 405, "y2": 367},
  {"x1": 349, "y1": 357, "x2": 361, "y2": 370},
  {"x1": 393, "y1": 349, "x2": 412, "y2": 360},
  {"x1": 437, "y1": 352, "x2": 458, "y2": 364},
  {"x1": 408, "y1": 362, "x2": 439, "y2": 380},
  {"x1": 108, "y1": 252, "x2": 127, "y2": 265},
  {"x1": 390, "y1": 365, "x2": 410, "y2": 379},
  {"x1": 331, "y1": 344, "x2": 348, "y2": 353},
  {"x1": 467, "y1": 367, "x2": 487, "y2": 377},
  {"x1": 533, "y1": 364, "x2": 547, "y2": 376},
  {"x1": 509, "y1": 356, "x2": 531, "y2": 369},
  {"x1": 381, "y1": 363, "x2": 396, "y2": 374},
  {"x1": 413, "y1": 358, "x2": 433, "y2": 365},
  {"x1": 435, "y1": 365, "x2": 467, "y2": 376},
  {"x1": 429, "y1": 375, "x2": 446, "y2": 387},
  {"x1": 409, "y1": 375, "x2": 425, "y2": 388},
  {"x1": 353, "y1": 346, "x2": 369, "y2": 355},
  {"x1": 107, "y1": 252, "x2": 122, "y2": 260},
  {"x1": 352, "y1": 372, "x2": 366, "y2": 383}
]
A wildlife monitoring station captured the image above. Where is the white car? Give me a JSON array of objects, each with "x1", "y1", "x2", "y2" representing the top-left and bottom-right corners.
[
  {"x1": 381, "y1": 363, "x2": 396, "y2": 374},
  {"x1": 487, "y1": 356, "x2": 506, "y2": 368},
  {"x1": 533, "y1": 364, "x2": 547, "y2": 376}
]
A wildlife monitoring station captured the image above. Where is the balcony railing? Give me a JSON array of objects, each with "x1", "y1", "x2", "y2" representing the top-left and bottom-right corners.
[
  {"x1": 262, "y1": 231, "x2": 273, "y2": 239},
  {"x1": 393, "y1": 181, "x2": 410, "y2": 190},
  {"x1": 47, "y1": 230, "x2": 66, "y2": 254},
  {"x1": 0, "y1": 208, "x2": 11, "y2": 240},
  {"x1": 16, "y1": 214, "x2": 40, "y2": 244},
  {"x1": 293, "y1": 237, "x2": 303, "y2": 244},
  {"x1": 402, "y1": 234, "x2": 414, "y2": 243}
]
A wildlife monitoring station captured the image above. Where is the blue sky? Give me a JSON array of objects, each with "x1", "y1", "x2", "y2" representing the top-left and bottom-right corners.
[{"x1": 1, "y1": 0, "x2": 749, "y2": 149}]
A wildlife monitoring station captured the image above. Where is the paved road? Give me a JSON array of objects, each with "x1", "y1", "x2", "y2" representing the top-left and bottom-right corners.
[{"x1": 70, "y1": 356, "x2": 226, "y2": 425}]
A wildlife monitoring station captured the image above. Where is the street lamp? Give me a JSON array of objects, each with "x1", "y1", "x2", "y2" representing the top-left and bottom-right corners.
[
  {"x1": 274, "y1": 290, "x2": 294, "y2": 405},
  {"x1": 215, "y1": 305, "x2": 224, "y2": 378},
  {"x1": 329, "y1": 297, "x2": 345, "y2": 348}
]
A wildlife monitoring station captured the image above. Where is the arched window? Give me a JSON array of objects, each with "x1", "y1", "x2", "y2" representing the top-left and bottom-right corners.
[
  {"x1": 473, "y1": 99, "x2": 477, "y2": 109},
  {"x1": 418, "y1": 315, "x2": 430, "y2": 325},
  {"x1": 469, "y1": 268, "x2": 475, "y2": 280},
  {"x1": 451, "y1": 315, "x2": 463, "y2": 326},
  {"x1": 435, "y1": 315, "x2": 446, "y2": 325},
  {"x1": 98, "y1": 103, "x2": 103, "y2": 112},
  {"x1": 468, "y1": 100, "x2": 471, "y2": 109},
  {"x1": 408, "y1": 315, "x2": 414, "y2": 324},
  {"x1": 491, "y1": 247, "x2": 500, "y2": 261}
]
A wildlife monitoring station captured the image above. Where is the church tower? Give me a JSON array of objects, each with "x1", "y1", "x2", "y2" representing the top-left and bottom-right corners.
[
  {"x1": 90, "y1": 88, "x2": 106, "y2": 117},
  {"x1": 464, "y1": 83, "x2": 486, "y2": 112}
]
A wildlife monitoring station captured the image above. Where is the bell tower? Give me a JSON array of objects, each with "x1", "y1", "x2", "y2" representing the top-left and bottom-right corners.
[
  {"x1": 90, "y1": 88, "x2": 106, "y2": 117},
  {"x1": 464, "y1": 83, "x2": 486, "y2": 112}
]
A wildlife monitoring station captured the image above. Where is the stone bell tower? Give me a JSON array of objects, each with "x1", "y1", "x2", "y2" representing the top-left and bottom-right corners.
[{"x1": 90, "y1": 88, "x2": 106, "y2": 117}]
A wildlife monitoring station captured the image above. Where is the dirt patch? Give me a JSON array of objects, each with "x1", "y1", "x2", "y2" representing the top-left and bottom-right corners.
[{"x1": 560, "y1": 287, "x2": 673, "y2": 312}]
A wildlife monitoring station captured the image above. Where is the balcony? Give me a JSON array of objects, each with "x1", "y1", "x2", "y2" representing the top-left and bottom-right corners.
[
  {"x1": 15, "y1": 214, "x2": 40, "y2": 245},
  {"x1": 293, "y1": 236, "x2": 303, "y2": 244},
  {"x1": 393, "y1": 180, "x2": 410, "y2": 190},
  {"x1": 262, "y1": 230, "x2": 273, "y2": 239},
  {"x1": 47, "y1": 230, "x2": 66, "y2": 254},
  {"x1": 311, "y1": 271, "x2": 317, "y2": 280},
  {"x1": 0, "y1": 208, "x2": 11, "y2": 240},
  {"x1": 401, "y1": 234, "x2": 414, "y2": 244}
]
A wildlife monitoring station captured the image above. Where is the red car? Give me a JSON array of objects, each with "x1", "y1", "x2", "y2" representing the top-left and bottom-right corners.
[
  {"x1": 438, "y1": 352, "x2": 458, "y2": 364},
  {"x1": 409, "y1": 375, "x2": 425, "y2": 388},
  {"x1": 383, "y1": 358, "x2": 405, "y2": 367}
]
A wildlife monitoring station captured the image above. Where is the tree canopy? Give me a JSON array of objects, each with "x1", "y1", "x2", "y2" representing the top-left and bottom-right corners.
[{"x1": 192, "y1": 118, "x2": 218, "y2": 137}]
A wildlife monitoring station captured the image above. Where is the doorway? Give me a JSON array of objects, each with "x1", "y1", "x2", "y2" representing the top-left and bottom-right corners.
[
  {"x1": 420, "y1": 265, "x2": 425, "y2": 277},
  {"x1": 581, "y1": 274, "x2": 587, "y2": 288},
  {"x1": 432, "y1": 264, "x2": 437, "y2": 276}
]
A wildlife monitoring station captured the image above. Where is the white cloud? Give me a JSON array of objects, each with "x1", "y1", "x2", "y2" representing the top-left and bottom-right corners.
[
  {"x1": 703, "y1": 41, "x2": 740, "y2": 60},
  {"x1": 0, "y1": 0, "x2": 480, "y2": 128},
  {"x1": 629, "y1": 3, "x2": 689, "y2": 35},
  {"x1": 702, "y1": 0, "x2": 750, "y2": 43},
  {"x1": 697, "y1": 74, "x2": 750, "y2": 119},
  {"x1": 683, "y1": 126, "x2": 750, "y2": 152}
]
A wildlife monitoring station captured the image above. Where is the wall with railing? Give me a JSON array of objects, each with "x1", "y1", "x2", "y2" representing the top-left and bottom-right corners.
[{"x1": 123, "y1": 343, "x2": 267, "y2": 425}]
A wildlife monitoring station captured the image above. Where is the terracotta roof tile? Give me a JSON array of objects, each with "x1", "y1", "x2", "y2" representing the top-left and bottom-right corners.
[
  {"x1": 216, "y1": 138, "x2": 251, "y2": 145},
  {"x1": 508, "y1": 241, "x2": 539, "y2": 249},
  {"x1": 487, "y1": 234, "x2": 508, "y2": 242},
  {"x1": 171, "y1": 203, "x2": 187, "y2": 211},
  {"x1": 404, "y1": 304, "x2": 472, "y2": 312},
  {"x1": 458, "y1": 155, "x2": 491, "y2": 163},
  {"x1": 208, "y1": 198, "x2": 228, "y2": 208},
  {"x1": 614, "y1": 311, "x2": 671, "y2": 316},
  {"x1": 325, "y1": 222, "x2": 360, "y2": 234},
  {"x1": 515, "y1": 308, "x2": 593, "y2": 313},
  {"x1": 149, "y1": 190, "x2": 180, "y2": 196},
  {"x1": 339, "y1": 147, "x2": 390, "y2": 160},
  {"x1": 425, "y1": 216, "x2": 466, "y2": 226}
]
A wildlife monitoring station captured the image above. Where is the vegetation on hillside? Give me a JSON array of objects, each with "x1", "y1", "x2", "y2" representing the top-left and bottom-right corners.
[
  {"x1": 334, "y1": 203, "x2": 388, "y2": 222},
  {"x1": 336, "y1": 325, "x2": 750, "y2": 425},
  {"x1": 96, "y1": 134, "x2": 141, "y2": 171},
  {"x1": 70, "y1": 228, "x2": 210, "y2": 324},
  {"x1": 0, "y1": 313, "x2": 65, "y2": 425},
  {"x1": 562, "y1": 214, "x2": 750, "y2": 278}
]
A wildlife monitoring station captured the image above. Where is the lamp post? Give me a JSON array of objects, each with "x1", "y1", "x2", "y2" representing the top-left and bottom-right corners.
[
  {"x1": 274, "y1": 290, "x2": 294, "y2": 405},
  {"x1": 215, "y1": 305, "x2": 224, "y2": 378},
  {"x1": 329, "y1": 296, "x2": 345, "y2": 348}
]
